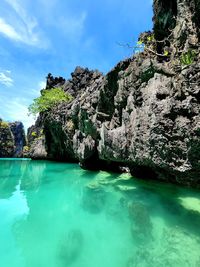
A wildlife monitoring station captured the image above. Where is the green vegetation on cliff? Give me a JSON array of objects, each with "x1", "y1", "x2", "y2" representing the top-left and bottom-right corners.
[{"x1": 28, "y1": 87, "x2": 73, "y2": 116}]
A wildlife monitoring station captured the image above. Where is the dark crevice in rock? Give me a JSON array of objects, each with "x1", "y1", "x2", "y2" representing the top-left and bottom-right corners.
[
  {"x1": 153, "y1": 0, "x2": 177, "y2": 53},
  {"x1": 130, "y1": 165, "x2": 158, "y2": 180},
  {"x1": 192, "y1": 0, "x2": 200, "y2": 39},
  {"x1": 156, "y1": 92, "x2": 168, "y2": 100},
  {"x1": 97, "y1": 59, "x2": 131, "y2": 120}
]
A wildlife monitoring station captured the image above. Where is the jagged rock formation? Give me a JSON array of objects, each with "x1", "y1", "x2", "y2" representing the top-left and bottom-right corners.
[
  {"x1": 26, "y1": 114, "x2": 47, "y2": 159},
  {"x1": 9, "y1": 122, "x2": 26, "y2": 157},
  {"x1": 0, "y1": 119, "x2": 26, "y2": 157},
  {"x1": 0, "y1": 119, "x2": 15, "y2": 157},
  {"x1": 28, "y1": 0, "x2": 200, "y2": 187}
]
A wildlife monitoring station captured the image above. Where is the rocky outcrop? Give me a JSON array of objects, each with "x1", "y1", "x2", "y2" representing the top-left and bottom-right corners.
[
  {"x1": 9, "y1": 122, "x2": 26, "y2": 157},
  {"x1": 0, "y1": 119, "x2": 15, "y2": 157},
  {"x1": 27, "y1": 114, "x2": 47, "y2": 159},
  {"x1": 0, "y1": 119, "x2": 26, "y2": 158},
  {"x1": 28, "y1": 0, "x2": 200, "y2": 187}
]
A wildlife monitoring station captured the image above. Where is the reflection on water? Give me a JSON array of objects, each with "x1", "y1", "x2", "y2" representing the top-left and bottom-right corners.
[{"x1": 0, "y1": 160, "x2": 200, "y2": 267}]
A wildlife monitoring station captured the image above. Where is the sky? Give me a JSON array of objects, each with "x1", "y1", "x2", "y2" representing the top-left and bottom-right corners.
[{"x1": 0, "y1": 0, "x2": 153, "y2": 130}]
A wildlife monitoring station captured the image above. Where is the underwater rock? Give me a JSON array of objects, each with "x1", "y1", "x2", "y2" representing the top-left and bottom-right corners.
[
  {"x1": 106, "y1": 197, "x2": 128, "y2": 222},
  {"x1": 128, "y1": 202, "x2": 153, "y2": 243},
  {"x1": 82, "y1": 186, "x2": 106, "y2": 214},
  {"x1": 86, "y1": 180, "x2": 101, "y2": 190},
  {"x1": 178, "y1": 196, "x2": 200, "y2": 214},
  {"x1": 115, "y1": 185, "x2": 136, "y2": 192},
  {"x1": 95, "y1": 175, "x2": 114, "y2": 185},
  {"x1": 58, "y1": 229, "x2": 83, "y2": 265},
  {"x1": 126, "y1": 226, "x2": 200, "y2": 267}
]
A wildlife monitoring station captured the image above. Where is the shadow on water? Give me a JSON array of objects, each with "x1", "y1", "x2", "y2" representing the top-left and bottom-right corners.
[{"x1": 80, "y1": 169, "x2": 101, "y2": 180}]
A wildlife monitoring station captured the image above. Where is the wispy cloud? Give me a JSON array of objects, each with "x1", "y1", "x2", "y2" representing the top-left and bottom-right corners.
[
  {"x1": 0, "y1": 0, "x2": 48, "y2": 48},
  {"x1": 0, "y1": 18, "x2": 22, "y2": 42},
  {"x1": 0, "y1": 70, "x2": 13, "y2": 87}
]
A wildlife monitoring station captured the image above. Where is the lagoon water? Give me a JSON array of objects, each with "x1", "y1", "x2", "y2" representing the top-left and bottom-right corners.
[{"x1": 0, "y1": 159, "x2": 200, "y2": 267}]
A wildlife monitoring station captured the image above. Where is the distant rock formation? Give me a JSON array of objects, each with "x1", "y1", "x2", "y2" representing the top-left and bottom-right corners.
[
  {"x1": 28, "y1": 0, "x2": 200, "y2": 187},
  {"x1": 0, "y1": 119, "x2": 26, "y2": 157},
  {"x1": 9, "y1": 122, "x2": 26, "y2": 157},
  {"x1": 0, "y1": 119, "x2": 15, "y2": 157}
]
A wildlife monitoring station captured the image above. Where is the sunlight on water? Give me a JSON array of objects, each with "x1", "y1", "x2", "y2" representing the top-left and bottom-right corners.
[{"x1": 0, "y1": 160, "x2": 200, "y2": 267}]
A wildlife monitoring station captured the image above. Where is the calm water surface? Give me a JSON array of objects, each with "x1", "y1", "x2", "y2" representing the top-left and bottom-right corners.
[{"x1": 0, "y1": 159, "x2": 200, "y2": 267}]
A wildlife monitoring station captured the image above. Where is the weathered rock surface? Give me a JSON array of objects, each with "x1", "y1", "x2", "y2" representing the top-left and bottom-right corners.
[
  {"x1": 28, "y1": 0, "x2": 200, "y2": 187},
  {"x1": 0, "y1": 119, "x2": 15, "y2": 157},
  {"x1": 27, "y1": 114, "x2": 47, "y2": 159},
  {"x1": 0, "y1": 119, "x2": 26, "y2": 157},
  {"x1": 9, "y1": 122, "x2": 26, "y2": 157}
]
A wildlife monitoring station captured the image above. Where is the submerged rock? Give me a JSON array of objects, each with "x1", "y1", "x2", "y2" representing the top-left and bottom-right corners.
[
  {"x1": 58, "y1": 229, "x2": 83, "y2": 265},
  {"x1": 178, "y1": 196, "x2": 200, "y2": 213},
  {"x1": 127, "y1": 226, "x2": 200, "y2": 267},
  {"x1": 82, "y1": 186, "x2": 106, "y2": 214},
  {"x1": 115, "y1": 185, "x2": 136, "y2": 192},
  {"x1": 128, "y1": 202, "x2": 153, "y2": 243}
]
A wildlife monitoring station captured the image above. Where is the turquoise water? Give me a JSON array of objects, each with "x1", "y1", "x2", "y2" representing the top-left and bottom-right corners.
[{"x1": 0, "y1": 160, "x2": 200, "y2": 267}]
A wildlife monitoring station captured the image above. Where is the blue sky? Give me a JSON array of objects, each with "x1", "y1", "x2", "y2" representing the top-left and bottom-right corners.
[{"x1": 0, "y1": 0, "x2": 153, "y2": 130}]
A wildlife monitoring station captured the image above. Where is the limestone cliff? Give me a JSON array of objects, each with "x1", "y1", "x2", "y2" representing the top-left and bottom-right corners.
[
  {"x1": 28, "y1": 0, "x2": 200, "y2": 187},
  {"x1": 0, "y1": 119, "x2": 15, "y2": 157},
  {"x1": 9, "y1": 122, "x2": 26, "y2": 157},
  {"x1": 0, "y1": 119, "x2": 26, "y2": 157}
]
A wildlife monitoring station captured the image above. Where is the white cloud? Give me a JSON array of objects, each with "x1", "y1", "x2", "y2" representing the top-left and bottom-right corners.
[
  {"x1": 0, "y1": 71, "x2": 13, "y2": 87},
  {"x1": 0, "y1": 18, "x2": 21, "y2": 41},
  {"x1": 0, "y1": 0, "x2": 48, "y2": 48}
]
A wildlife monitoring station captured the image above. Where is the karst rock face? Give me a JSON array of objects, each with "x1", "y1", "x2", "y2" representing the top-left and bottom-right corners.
[
  {"x1": 0, "y1": 119, "x2": 26, "y2": 157},
  {"x1": 28, "y1": 0, "x2": 200, "y2": 187},
  {"x1": 9, "y1": 122, "x2": 26, "y2": 157}
]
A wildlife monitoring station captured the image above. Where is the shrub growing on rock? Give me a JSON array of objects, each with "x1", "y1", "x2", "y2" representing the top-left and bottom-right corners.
[
  {"x1": 180, "y1": 50, "x2": 196, "y2": 66},
  {"x1": 0, "y1": 121, "x2": 9, "y2": 128},
  {"x1": 28, "y1": 87, "x2": 73, "y2": 116},
  {"x1": 31, "y1": 131, "x2": 37, "y2": 137}
]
